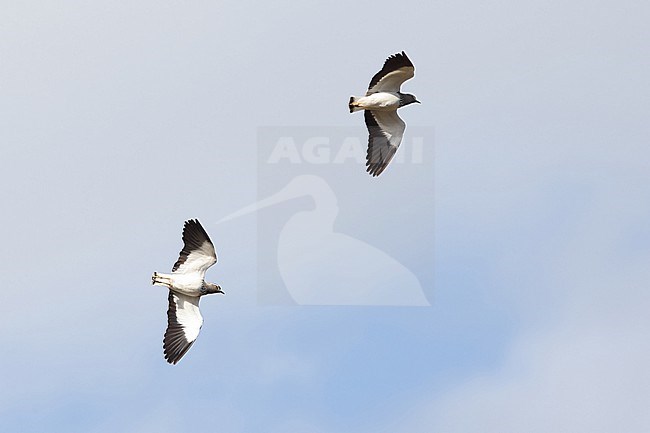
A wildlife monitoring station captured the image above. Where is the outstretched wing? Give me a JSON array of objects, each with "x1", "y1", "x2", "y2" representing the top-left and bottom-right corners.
[
  {"x1": 366, "y1": 51, "x2": 415, "y2": 94},
  {"x1": 365, "y1": 109, "x2": 406, "y2": 177},
  {"x1": 163, "y1": 291, "x2": 203, "y2": 365},
  {"x1": 172, "y1": 219, "x2": 217, "y2": 275}
]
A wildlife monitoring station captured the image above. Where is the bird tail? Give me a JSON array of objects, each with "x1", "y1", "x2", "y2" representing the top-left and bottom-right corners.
[
  {"x1": 152, "y1": 272, "x2": 167, "y2": 287},
  {"x1": 349, "y1": 96, "x2": 363, "y2": 113}
]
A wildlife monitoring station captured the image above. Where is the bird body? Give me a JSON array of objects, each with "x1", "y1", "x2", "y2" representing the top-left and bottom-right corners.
[
  {"x1": 349, "y1": 92, "x2": 401, "y2": 112},
  {"x1": 152, "y1": 272, "x2": 200, "y2": 295},
  {"x1": 152, "y1": 271, "x2": 216, "y2": 296},
  {"x1": 349, "y1": 51, "x2": 419, "y2": 176},
  {"x1": 151, "y1": 219, "x2": 223, "y2": 364}
]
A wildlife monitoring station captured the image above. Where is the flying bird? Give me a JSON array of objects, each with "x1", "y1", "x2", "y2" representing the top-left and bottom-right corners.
[
  {"x1": 349, "y1": 51, "x2": 420, "y2": 176},
  {"x1": 152, "y1": 219, "x2": 223, "y2": 364}
]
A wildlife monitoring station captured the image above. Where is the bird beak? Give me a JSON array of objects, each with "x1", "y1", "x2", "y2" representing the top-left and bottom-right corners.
[{"x1": 415, "y1": 100, "x2": 421, "y2": 104}]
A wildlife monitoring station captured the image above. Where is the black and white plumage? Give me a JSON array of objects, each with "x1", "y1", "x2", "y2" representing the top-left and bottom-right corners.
[
  {"x1": 151, "y1": 219, "x2": 223, "y2": 365},
  {"x1": 349, "y1": 51, "x2": 420, "y2": 176}
]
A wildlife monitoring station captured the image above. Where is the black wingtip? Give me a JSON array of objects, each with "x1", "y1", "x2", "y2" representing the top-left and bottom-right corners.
[
  {"x1": 367, "y1": 51, "x2": 415, "y2": 90},
  {"x1": 385, "y1": 51, "x2": 413, "y2": 68},
  {"x1": 366, "y1": 163, "x2": 386, "y2": 177},
  {"x1": 184, "y1": 218, "x2": 200, "y2": 230},
  {"x1": 182, "y1": 219, "x2": 211, "y2": 244}
]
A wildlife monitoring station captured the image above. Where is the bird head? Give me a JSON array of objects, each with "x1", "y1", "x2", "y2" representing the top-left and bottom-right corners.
[
  {"x1": 399, "y1": 93, "x2": 420, "y2": 107},
  {"x1": 205, "y1": 283, "x2": 225, "y2": 295}
]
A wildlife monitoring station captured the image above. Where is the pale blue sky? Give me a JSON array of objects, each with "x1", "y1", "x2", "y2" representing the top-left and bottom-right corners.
[{"x1": 1, "y1": 1, "x2": 649, "y2": 432}]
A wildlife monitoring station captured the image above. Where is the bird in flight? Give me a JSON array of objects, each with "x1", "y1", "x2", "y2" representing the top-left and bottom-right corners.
[
  {"x1": 152, "y1": 219, "x2": 223, "y2": 364},
  {"x1": 349, "y1": 51, "x2": 420, "y2": 176}
]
